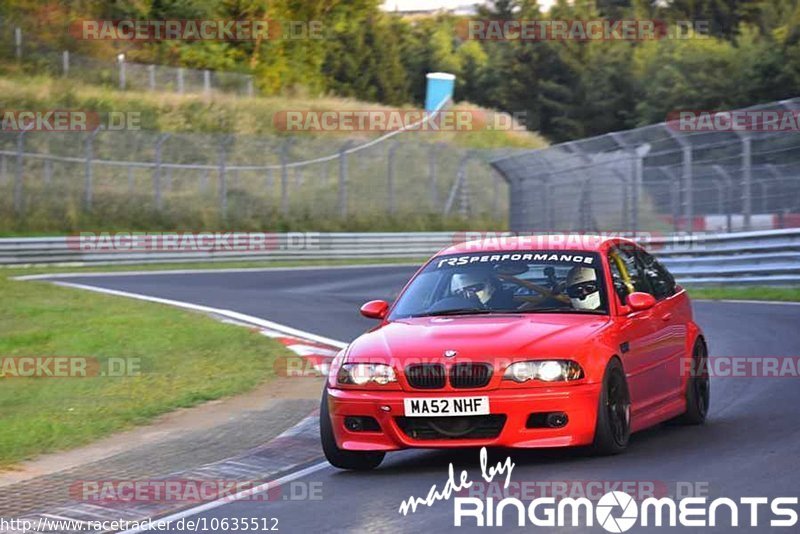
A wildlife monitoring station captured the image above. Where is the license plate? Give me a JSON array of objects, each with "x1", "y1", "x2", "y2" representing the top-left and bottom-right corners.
[{"x1": 403, "y1": 396, "x2": 490, "y2": 417}]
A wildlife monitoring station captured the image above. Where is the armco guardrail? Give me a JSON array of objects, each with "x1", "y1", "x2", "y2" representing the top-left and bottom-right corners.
[{"x1": 2, "y1": 229, "x2": 800, "y2": 286}]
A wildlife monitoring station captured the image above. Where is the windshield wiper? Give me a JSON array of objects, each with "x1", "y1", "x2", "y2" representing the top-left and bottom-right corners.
[
  {"x1": 514, "y1": 307, "x2": 606, "y2": 315},
  {"x1": 411, "y1": 307, "x2": 493, "y2": 317},
  {"x1": 408, "y1": 307, "x2": 606, "y2": 318}
]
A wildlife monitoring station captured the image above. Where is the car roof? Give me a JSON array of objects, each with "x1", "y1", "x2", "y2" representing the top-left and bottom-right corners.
[{"x1": 436, "y1": 233, "x2": 638, "y2": 257}]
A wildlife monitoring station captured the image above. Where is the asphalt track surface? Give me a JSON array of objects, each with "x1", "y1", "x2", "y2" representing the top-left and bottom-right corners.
[{"x1": 49, "y1": 265, "x2": 800, "y2": 533}]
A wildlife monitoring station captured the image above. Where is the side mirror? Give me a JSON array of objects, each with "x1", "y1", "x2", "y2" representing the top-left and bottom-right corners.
[
  {"x1": 360, "y1": 300, "x2": 389, "y2": 320},
  {"x1": 627, "y1": 292, "x2": 656, "y2": 312}
]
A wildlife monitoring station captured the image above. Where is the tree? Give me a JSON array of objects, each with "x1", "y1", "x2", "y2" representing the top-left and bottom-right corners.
[
  {"x1": 655, "y1": 0, "x2": 760, "y2": 40},
  {"x1": 632, "y1": 36, "x2": 742, "y2": 124}
]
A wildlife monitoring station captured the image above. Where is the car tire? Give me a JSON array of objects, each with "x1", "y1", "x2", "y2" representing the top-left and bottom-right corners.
[
  {"x1": 591, "y1": 358, "x2": 631, "y2": 455},
  {"x1": 676, "y1": 338, "x2": 710, "y2": 425},
  {"x1": 320, "y1": 387, "x2": 385, "y2": 470}
]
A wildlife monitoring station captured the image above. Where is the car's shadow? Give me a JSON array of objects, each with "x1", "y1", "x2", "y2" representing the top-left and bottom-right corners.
[{"x1": 327, "y1": 408, "x2": 768, "y2": 481}]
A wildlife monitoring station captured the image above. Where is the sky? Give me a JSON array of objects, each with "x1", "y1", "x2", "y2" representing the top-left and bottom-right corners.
[{"x1": 381, "y1": 1, "x2": 557, "y2": 13}]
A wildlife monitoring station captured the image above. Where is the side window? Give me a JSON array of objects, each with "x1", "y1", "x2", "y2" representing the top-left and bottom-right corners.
[
  {"x1": 607, "y1": 246, "x2": 651, "y2": 304},
  {"x1": 637, "y1": 250, "x2": 676, "y2": 300}
]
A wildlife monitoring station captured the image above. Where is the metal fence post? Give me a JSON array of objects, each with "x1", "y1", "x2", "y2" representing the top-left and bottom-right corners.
[
  {"x1": 246, "y1": 77, "x2": 254, "y2": 97},
  {"x1": 62, "y1": 50, "x2": 69, "y2": 77},
  {"x1": 631, "y1": 144, "x2": 651, "y2": 234},
  {"x1": 14, "y1": 131, "x2": 25, "y2": 215},
  {"x1": 607, "y1": 134, "x2": 649, "y2": 234},
  {"x1": 658, "y1": 167, "x2": 681, "y2": 233},
  {"x1": 537, "y1": 177, "x2": 555, "y2": 231},
  {"x1": 218, "y1": 137, "x2": 229, "y2": 219},
  {"x1": 14, "y1": 27, "x2": 21, "y2": 61},
  {"x1": 741, "y1": 136, "x2": 752, "y2": 231},
  {"x1": 578, "y1": 177, "x2": 594, "y2": 231},
  {"x1": 0, "y1": 154, "x2": 7, "y2": 186},
  {"x1": 387, "y1": 142, "x2": 398, "y2": 215},
  {"x1": 445, "y1": 154, "x2": 471, "y2": 216},
  {"x1": 544, "y1": 179, "x2": 555, "y2": 231},
  {"x1": 118, "y1": 56, "x2": 126, "y2": 90},
  {"x1": 280, "y1": 141, "x2": 290, "y2": 215},
  {"x1": 664, "y1": 129, "x2": 694, "y2": 233},
  {"x1": 203, "y1": 70, "x2": 211, "y2": 97},
  {"x1": 127, "y1": 165, "x2": 134, "y2": 194},
  {"x1": 682, "y1": 144, "x2": 693, "y2": 232},
  {"x1": 458, "y1": 158, "x2": 471, "y2": 217},
  {"x1": 148, "y1": 65, "x2": 156, "y2": 91},
  {"x1": 84, "y1": 128, "x2": 100, "y2": 211},
  {"x1": 711, "y1": 165, "x2": 734, "y2": 233},
  {"x1": 177, "y1": 68, "x2": 185, "y2": 94},
  {"x1": 605, "y1": 169, "x2": 629, "y2": 231},
  {"x1": 153, "y1": 134, "x2": 170, "y2": 210},
  {"x1": 338, "y1": 142, "x2": 353, "y2": 217}
]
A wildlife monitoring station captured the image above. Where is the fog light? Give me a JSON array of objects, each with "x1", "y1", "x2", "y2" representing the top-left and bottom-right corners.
[
  {"x1": 343, "y1": 416, "x2": 381, "y2": 432},
  {"x1": 546, "y1": 412, "x2": 568, "y2": 428},
  {"x1": 344, "y1": 416, "x2": 363, "y2": 432},
  {"x1": 526, "y1": 412, "x2": 569, "y2": 429}
]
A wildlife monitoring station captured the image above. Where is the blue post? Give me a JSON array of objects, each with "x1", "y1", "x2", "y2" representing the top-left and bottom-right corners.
[{"x1": 424, "y1": 72, "x2": 456, "y2": 112}]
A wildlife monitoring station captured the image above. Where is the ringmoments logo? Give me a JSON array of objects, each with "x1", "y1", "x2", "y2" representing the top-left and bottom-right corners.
[
  {"x1": 452, "y1": 492, "x2": 800, "y2": 529},
  {"x1": 397, "y1": 447, "x2": 799, "y2": 530}
]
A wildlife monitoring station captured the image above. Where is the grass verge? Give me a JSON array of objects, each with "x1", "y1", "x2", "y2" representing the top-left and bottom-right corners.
[
  {"x1": 0, "y1": 273, "x2": 291, "y2": 468},
  {"x1": 688, "y1": 286, "x2": 800, "y2": 302},
  {"x1": 3, "y1": 257, "x2": 426, "y2": 278}
]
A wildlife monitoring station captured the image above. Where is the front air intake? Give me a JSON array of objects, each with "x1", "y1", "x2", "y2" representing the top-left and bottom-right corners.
[
  {"x1": 405, "y1": 363, "x2": 446, "y2": 389},
  {"x1": 449, "y1": 363, "x2": 493, "y2": 388}
]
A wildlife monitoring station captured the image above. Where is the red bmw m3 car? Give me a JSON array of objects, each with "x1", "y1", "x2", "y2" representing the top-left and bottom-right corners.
[{"x1": 320, "y1": 235, "x2": 709, "y2": 470}]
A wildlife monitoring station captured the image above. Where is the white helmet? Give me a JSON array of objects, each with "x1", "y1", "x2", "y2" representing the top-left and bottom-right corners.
[
  {"x1": 566, "y1": 266, "x2": 601, "y2": 310},
  {"x1": 451, "y1": 272, "x2": 495, "y2": 305}
]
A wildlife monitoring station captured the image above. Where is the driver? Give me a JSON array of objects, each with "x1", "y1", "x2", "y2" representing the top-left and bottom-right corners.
[
  {"x1": 566, "y1": 266, "x2": 601, "y2": 310},
  {"x1": 451, "y1": 271, "x2": 498, "y2": 307}
]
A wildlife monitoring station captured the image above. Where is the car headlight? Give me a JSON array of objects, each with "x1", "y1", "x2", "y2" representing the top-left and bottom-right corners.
[
  {"x1": 337, "y1": 363, "x2": 397, "y2": 386},
  {"x1": 503, "y1": 360, "x2": 584, "y2": 383}
]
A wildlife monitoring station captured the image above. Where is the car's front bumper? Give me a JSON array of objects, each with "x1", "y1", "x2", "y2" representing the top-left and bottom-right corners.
[{"x1": 326, "y1": 383, "x2": 602, "y2": 451}]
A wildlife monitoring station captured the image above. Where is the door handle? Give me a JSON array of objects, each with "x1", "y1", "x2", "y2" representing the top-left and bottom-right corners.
[{"x1": 661, "y1": 313, "x2": 672, "y2": 322}]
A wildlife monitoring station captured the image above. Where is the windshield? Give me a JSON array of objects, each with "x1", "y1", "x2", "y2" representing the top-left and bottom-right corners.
[{"x1": 389, "y1": 251, "x2": 608, "y2": 319}]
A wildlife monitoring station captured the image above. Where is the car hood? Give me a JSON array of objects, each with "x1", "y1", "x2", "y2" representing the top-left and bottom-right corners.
[{"x1": 346, "y1": 313, "x2": 612, "y2": 364}]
